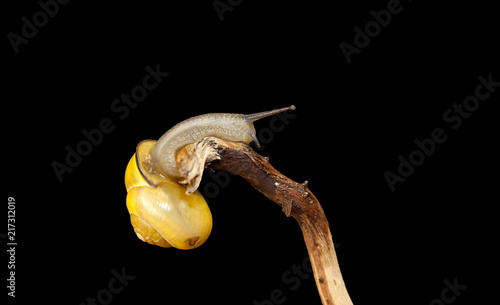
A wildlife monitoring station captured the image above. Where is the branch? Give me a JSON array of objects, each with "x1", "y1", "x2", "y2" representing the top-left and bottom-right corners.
[{"x1": 176, "y1": 137, "x2": 354, "y2": 305}]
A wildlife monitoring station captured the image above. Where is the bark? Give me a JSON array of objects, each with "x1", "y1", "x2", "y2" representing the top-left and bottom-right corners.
[{"x1": 176, "y1": 137, "x2": 354, "y2": 305}]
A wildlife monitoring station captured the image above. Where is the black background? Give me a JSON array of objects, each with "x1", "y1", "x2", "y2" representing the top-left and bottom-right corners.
[{"x1": 4, "y1": 1, "x2": 499, "y2": 304}]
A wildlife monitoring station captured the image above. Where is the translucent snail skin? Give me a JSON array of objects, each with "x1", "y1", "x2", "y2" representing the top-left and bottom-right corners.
[
  {"x1": 125, "y1": 106, "x2": 296, "y2": 249},
  {"x1": 149, "y1": 105, "x2": 296, "y2": 179}
]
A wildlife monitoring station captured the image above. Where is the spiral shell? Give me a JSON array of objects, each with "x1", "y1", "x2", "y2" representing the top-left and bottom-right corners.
[{"x1": 125, "y1": 140, "x2": 212, "y2": 249}]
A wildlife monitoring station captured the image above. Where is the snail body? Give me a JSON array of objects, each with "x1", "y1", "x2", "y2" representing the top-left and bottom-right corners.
[
  {"x1": 125, "y1": 106, "x2": 296, "y2": 249},
  {"x1": 150, "y1": 105, "x2": 296, "y2": 180}
]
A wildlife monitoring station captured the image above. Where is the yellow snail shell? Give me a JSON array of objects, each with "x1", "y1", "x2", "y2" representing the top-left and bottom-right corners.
[{"x1": 124, "y1": 140, "x2": 212, "y2": 249}]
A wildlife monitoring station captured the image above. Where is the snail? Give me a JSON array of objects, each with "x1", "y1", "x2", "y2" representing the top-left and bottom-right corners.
[{"x1": 125, "y1": 105, "x2": 296, "y2": 249}]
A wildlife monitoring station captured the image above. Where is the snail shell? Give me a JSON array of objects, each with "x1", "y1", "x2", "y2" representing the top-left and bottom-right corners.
[{"x1": 125, "y1": 140, "x2": 212, "y2": 249}]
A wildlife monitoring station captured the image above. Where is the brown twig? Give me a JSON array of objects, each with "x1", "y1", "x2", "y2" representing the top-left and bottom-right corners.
[{"x1": 176, "y1": 137, "x2": 354, "y2": 305}]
